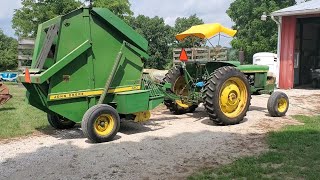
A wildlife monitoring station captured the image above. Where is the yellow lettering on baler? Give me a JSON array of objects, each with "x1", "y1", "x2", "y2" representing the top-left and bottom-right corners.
[
  {"x1": 49, "y1": 90, "x2": 103, "y2": 100},
  {"x1": 48, "y1": 86, "x2": 141, "y2": 101}
]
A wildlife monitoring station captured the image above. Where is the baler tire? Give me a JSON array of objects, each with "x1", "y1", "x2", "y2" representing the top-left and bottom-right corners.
[
  {"x1": 81, "y1": 104, "x2": 120, "y2": 143},
  {"x1": 47, "y1": 114, "x2": 76, "y2": 129},
  {"x1": 163, "y1": 65, "x2": 198, "y2": 114},
  {"x1": 204, "y1": 66, "x2": 251, "y2": 125},
  {"x1": 267, "y1": 91, "x2": 289, "y2": 117}
]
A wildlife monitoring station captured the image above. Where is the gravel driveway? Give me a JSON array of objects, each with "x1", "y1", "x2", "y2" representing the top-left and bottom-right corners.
[{"x1": 0, "y1": 89, "x2": 319, "y2": 180}]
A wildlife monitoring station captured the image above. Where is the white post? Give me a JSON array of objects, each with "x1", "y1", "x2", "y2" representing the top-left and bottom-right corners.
[{"x1": 272, "y1": 15, "x2": 282, "y2": 88}]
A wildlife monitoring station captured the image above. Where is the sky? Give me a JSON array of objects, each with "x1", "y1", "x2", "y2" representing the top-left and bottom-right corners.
[
  {"x1": 0, "y1": 0, "x2": 305, "y2": 47},
  {"x1": 0, "y1": 0, "x2": 22, "y2": 37},
  {"x1": 130, "y1": 0, "x2": 234, "y2": 46},
  {"x1": 0, "y1": 0, "x2": 235, "y2": 46}
]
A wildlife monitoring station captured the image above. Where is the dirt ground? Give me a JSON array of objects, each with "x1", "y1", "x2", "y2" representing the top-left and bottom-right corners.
[{"x1": 0, "y1": 89, "x2": 319, "y2": 180}]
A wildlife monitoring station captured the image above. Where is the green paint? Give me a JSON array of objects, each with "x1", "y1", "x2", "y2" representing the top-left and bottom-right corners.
[
  {"x1": 236, "y1": 64, "x2": 269, "y2": 72},
  {"x1": 174, "y1": 60, "x2": 275, "y2": 104},
  {"x1": 115, "y1": 90, "x2": 150, "y2": 114},
  {"x1": 18, "y1": 8, "x2": 156, "y2": 123},
  {"x1": 149, "y1": 97, "x2": 164, "y2": 110},
  {"x1": 18, "y1": 6, "x2": 275, "y2": 124},
  {"x1": 31, "y1": 16, "x2": 62, "y2": 68},
  {"x1": 92, "y1": 8, "x2": 148, "y2": 52},
  {"x1": 254, "y1": 73, "x2": 267, "y2": 88},
  {"x1": 22, "y1": 40, "x2": 91, "y2": 84}
]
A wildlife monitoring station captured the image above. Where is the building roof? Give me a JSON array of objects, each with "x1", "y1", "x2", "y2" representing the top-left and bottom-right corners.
[{"x1": 272, "y1": 0, "x2": 320, "y2": 17}]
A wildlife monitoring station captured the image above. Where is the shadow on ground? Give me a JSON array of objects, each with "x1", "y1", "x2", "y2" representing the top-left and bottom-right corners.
[
  {"x1": 35, "y1": 114, "x2": 175, "y2": 140},
  {"x1": 0, "y1": 129, "x2": 270, "y2": 180},
  {"x1": 35, "y1": 107, "x2": 252, "y2": 141},
  {"x1": 249, "y1": 106, "x2": 267, "y2": 112}
]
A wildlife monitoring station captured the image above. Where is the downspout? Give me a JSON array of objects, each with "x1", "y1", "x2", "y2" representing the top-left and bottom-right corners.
[{"x1": 271, "y1": 15, "x2": 282, "y2": 88}]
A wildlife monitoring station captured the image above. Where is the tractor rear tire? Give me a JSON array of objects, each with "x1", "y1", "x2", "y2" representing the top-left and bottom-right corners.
[
  {"x1": 47, "y1": 114, "x2": 76, "y2": 129},
  {"x1": 267, "y1": 91, "x2": 289, "y2": 117},
  {"x1": 81, "y1": 104, "x2": 120, "y2": 143},
  {"x1": 204, "y1": 66, "x2": 251, "y2": 125},
  {"x1": 163, "y1": 65, "x2": 198, "y2": 114}
]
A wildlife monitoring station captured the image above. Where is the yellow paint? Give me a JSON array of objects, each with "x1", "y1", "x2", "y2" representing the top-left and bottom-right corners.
[
  {"x1": 49, "y1": 90, "x2": 103, "y2": 100},
  {"x1": 49, "y1": 86, "x2": 141, "y2": 100},
  {"x1": 107, "y1": 86, "x2": 141, "y2": 93},
  {"x1": 219, "y1": 77, "x2": 248, "y2": 118},
  {"x1": 175, "y1": 100, "x2": 190, "y2": 109},
  {"x1": 134, "y1": 111, "x2": 151, "y2": 122},
  {"x1": 277, "y1": 97, "x2": 288, "y2": 113},
  {"x1": 173, "y1": 76, "x2": 188, "y2": 96},
  {"x1": 176, "y1": 23, "x2": 237, "y2": 41},
  {"x1": 172, "y1": 76, "x2": 192, "y2": 109},
  {"x1": 94, "y1": 114, "x2": 115, "y2": 136}
]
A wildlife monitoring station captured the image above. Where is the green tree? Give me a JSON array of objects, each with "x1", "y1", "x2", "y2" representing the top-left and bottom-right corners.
[
  {"x1": 173, "y1": 14, "x2": 204, "y2": 48},
  {"x1": 129, "y1": 15, "x2": 172, "y2": 69},
  {"x1": 0, "y1": 30, "x2": 18, "y2": 71},
  {"x1": 92, "y1": 0, "x2": 133, "y2": 21},
  {"x1": 227, "y1": 0, "x2": 296, "y2": 63},
  {"x1": 12, "y1": 0, "x2": 133, "y2": 38},
  {"x1": 12, "y1": 0, "x2": 82, "y2": 38},
  {"x1": 227, "y1": 48, "x2": 239, "y2": 61}
]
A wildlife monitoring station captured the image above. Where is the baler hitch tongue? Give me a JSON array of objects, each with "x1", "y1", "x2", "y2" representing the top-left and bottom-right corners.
[{"x1": 0, "y1": 83, "x2": 12, "y2": 106}]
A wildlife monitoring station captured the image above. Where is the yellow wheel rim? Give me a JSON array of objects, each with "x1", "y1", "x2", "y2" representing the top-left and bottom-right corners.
[
  {"x1": 219, "y1": 77, "x2": 248, "y2": 118},
  {"x1": 173, "y1": 76, "x2": 188, "y2": 96},
  {"x1": 173, "y1": 76, "x2": 192, "y2": 109},
  {"x1": 175, "y1": 100, "x2": 190, "y2": 109},
  {"x1": 134, "y1": 111, "x2": 151, "y2": 122},
  {"x1": 277, "y1": 97, "x2": 288, "y2": 113},
  {"x1": 94, "y1": 114, "x2": 115, "y2": 136}
]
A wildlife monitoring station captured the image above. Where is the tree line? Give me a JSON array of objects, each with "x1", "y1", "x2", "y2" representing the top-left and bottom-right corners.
[{"x1": 0, "y1": 0, "x2": 305, "y2": 71}]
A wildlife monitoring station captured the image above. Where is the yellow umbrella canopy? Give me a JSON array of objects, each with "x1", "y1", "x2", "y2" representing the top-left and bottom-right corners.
[{"x1": 175, "y1": 23, "x2": 237, "y2": 41}]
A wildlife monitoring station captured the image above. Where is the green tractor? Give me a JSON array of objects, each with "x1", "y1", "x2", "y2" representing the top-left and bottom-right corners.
[
  {"x1": 163, "y1": 23, "x2": 289, "y2": 125},
  {"x1": 17, "y1": 7, "x2": 289, "y2": 143}
]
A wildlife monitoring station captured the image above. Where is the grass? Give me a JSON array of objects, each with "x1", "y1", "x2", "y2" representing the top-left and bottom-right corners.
[
  {"x1": 0, "y1": 83, "x2": 48, "y2": 139},
  {"x1": 189, "y1": 115, "x2": 320, "y2": 180},
  {"x1": 2, "y1": 84, "x2": 320, "y2": 179}
]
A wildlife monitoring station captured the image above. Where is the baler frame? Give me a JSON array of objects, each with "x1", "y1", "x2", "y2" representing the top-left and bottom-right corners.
[{"x1": 18, "y1": 7, "x2": 168, "y2": 142}]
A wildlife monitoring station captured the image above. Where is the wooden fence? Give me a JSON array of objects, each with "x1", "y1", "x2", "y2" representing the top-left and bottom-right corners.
[
  {"x1": 18, "y1": 39, "x2": 34, "y2": 70},
  {"x1": 173, "y1": 46, "x2": 228, "y2": 64}
]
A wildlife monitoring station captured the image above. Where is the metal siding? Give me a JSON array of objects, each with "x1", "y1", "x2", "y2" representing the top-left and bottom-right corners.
[
  {"x1": 279, "y1": 16, "x2": 296, "y2": 89},
  {"x1": 272, "y1": 0, "x2": 320, "y2": 16}
]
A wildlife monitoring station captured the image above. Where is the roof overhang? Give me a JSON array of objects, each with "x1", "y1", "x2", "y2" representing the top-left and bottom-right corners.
[
  {"x1": 272, "y1": 9, "x2": 320, "y2": 17},
  {"x1": 271, "y1": 0, "x2": 320, "y2": 17}
]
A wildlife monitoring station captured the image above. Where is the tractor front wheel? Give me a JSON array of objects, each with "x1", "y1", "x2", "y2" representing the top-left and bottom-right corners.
[
  {"x1": 267, "y1": 91, "x2": 289, "y2": 117},
  {"x1": 204, "y1": 66, "x2": 251, "y2": 125},
  {"x1": 47, "y1": 114, "x2": 76, "y2": 129},
  {"x1": 81, "y1": 104, "x2": 120, "y2": 143},
  {"x1": 163, "y1": 65, "x2": 198, "y2": 114}
]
